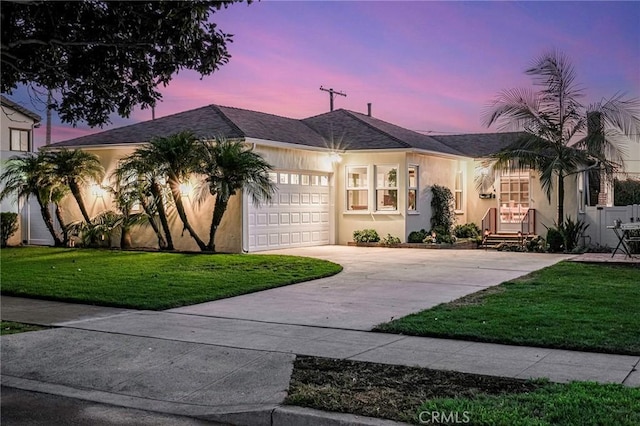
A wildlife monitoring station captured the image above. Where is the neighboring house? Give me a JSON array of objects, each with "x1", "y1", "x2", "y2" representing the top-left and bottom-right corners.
[
  {"x1": 0, "y1": 95, "x2": 49, "y2": 246},
  {"x1": 48, "y1": 103, "x2": 587, "y2": 252}
]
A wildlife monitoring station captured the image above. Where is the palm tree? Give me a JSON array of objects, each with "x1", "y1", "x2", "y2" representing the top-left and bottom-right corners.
[
  {"x1": 482, "y1": 50, "x2": 640, "y2": 224},
  {"x1": 0, "y1": 152, "x2": 65, "y2": 246},
  {"x1": 114, "y1": 155, "x2": 172, "y2": 250},
  {"x1": 46, "y1": 148, "x2": 104, "y2": 223},
  {"x1": 105, "y1": 182, "x2": 149, "y2": 249},
  {"x1": 136, "y1": 131, "x2": 207, "y2": 250},
  {"x1": 197, "y1": 138, "x2": 275, "y2": 252}
]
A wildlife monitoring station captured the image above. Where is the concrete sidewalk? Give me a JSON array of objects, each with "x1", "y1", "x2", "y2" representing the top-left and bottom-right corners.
[{"x1": 2, "y1": 297, "x2": 639, "y2": 425}]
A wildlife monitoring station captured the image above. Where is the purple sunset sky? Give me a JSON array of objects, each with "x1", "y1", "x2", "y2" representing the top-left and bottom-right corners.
[{"x1": 10, "y1": 1, "x2": 640, "y2": 148}]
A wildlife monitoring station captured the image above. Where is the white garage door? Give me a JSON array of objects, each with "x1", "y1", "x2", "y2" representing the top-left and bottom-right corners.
[{"x1": 248, "y1": 171, "x2": 331, "y2": 252}]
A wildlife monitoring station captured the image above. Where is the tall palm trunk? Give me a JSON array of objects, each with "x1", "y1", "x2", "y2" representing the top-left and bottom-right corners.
[
  {"x1": 139, "y1": 197, "x2": 167, "y2": 249},
  {"x1": 69, "y1": 179, "x2": 91, "y2": 223},
  {"x1": 120, "y1": 222, "x2": 133, "y2": 249},
  {"x1": 557, "y1": 172, "x2": 565, "y2": 225},
  {"x1": 150, "y1": 182, "x2": 174, "y2": 250},
  {"x1": 168, "y1": 176, "x2": 207, "y2": 251},
  {"x1": 36, "y1": 196, "x2": 63, "y2": 246},
  {"x1": 53, "y1": 203, "x2": 69, "y2": 246},
  {"x1": 207, "y1": 195, "x2": 229, "y2": 252}
]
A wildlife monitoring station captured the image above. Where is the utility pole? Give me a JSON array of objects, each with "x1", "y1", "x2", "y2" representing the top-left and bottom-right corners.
[
  {"x1": 46, "y1": 90, "x2": 52, "y2": 145},
  {"x1": 320, "y1": 86, "x2": 346, "y2": 112}
]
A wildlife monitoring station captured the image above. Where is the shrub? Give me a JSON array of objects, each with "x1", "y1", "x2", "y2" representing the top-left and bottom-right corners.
[
  {"x1": 428, "y1": 225, "x2": 457, "y2": 244},
  {"x1": 558, "y1": 216, "x2": 589, "y2": 251},
  {"x1": 614, "y1": 178, "x2": 640, "y2": 206},
  {"x1": 1, "y1": 212, "x2": 19, "y2": 247},
  {"x1": 526, "y1": 236, "x2": 546, "y2": 253},
  {"x1": 453, "y1": 223, "x2": 481, "y2": 238},
  {"x1": 586, "y1": 243, "x2": 612, "y2": 253},
  {"x1": 407, "y1": 229, "x2": 427, "y2": 243},
  {"x1": 353, "y1": 229, "x2": 380, "y2": 243},
  {"x1": 546, "y1": 227, "x2": 564, "y2": 252},
  {"x1": 381, "y1": 234, "x2": 401, "y2": 245},
  {"x1": 430, "y1": 184, "x2": 455, "y2": 234}
]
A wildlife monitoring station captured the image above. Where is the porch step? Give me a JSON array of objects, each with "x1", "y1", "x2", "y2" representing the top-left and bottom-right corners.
[{"x1": 481, "y1": 233, "x2": 537, "y2": 249}]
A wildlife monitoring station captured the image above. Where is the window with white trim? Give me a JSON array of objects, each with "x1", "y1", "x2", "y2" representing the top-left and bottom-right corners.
[
  {"x1": 454, "y1": 170, "x2": 464, "y2": 213},
  {"x1": 375, "y1": 165, "x2": 398, "y2": 211},
  {"x1": 10, "y1": 129, "x2": 30, "y2": 152},
  {"x1": 407, "y1": 165, "x2": 418, "y2": 212},
  {"x1": 346, "y1": 166, "x2": 369, "y2": 211}
]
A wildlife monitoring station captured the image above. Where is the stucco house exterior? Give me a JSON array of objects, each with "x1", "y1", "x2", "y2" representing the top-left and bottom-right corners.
[
  {"x1": 0, "y1": 95, "x2": 45, "y2": 246},
  {"x1": 47, "y1": 103, "x2": 586, "y2": 252}
]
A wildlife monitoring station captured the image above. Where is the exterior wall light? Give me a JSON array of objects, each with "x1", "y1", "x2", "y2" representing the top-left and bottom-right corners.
[
  {"x1": 179, "y1": 182, "x2": 193, "y2": 197},
  {"x1": 91, "y1": 184, "x2": 106, "y2": 198}
]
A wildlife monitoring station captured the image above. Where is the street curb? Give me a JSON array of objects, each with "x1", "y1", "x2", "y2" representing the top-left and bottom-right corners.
[
  {"x1": 2, "y1": 377, "x2": 410, "y2": 426},
  {"x1": 272, "y1": 406, "x2": 409, "y2": 425}
]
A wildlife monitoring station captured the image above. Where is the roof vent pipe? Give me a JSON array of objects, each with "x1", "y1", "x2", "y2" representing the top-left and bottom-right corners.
[{"x1": 367, "y1": 103, "x2": 372, "y2": 117}]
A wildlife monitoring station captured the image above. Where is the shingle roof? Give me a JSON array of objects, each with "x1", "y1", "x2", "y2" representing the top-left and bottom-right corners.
[
  {"x1": 49, "y1": 104, "x2": 327, "y2": 149},
  {"x1": 49, "y1": 102, "x2": 518, "y2": 158},
  {"x1": 48, "y1": 105, "x2": 241, "y2": 147},
  {"x1": 303, "y1": 109, "x2": 465, "y2": 155},
  {"x1": 215, "y1": 105, "x2": 326, "y2": 147},
  {"x1": 1, "y1": 95, "x2": 42, "y2": 123},
  {"x1": 431, "y1": 132, "x2": 525, "y2": 158}
]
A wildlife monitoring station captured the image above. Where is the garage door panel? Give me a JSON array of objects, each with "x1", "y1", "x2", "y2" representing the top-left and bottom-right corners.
[
  {"x1": 248, "y1": 171, "x2": 330, "y2": 252},
  {"x1": 256, "y1": 213, "x2": 267, "y2": 226}
]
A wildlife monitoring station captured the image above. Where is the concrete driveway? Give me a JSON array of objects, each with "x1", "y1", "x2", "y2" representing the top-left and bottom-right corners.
[{"x1": 169, "y1": 246, "x2": 574, "y2": 330}]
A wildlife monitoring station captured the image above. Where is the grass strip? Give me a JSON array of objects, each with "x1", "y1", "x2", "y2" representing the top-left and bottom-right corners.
[
  {"x1": 0, "y1": 247, "x2": 342, "y2": 310},
  {"x1": 375, "y1": 262, "x2": 640, "y2": 355},
  {"x1": 0, "y1": 321, "x2": 46, "y2": 335},
  {"x1": 286, "y1": 356, "x2": 640, "y2": 425}
]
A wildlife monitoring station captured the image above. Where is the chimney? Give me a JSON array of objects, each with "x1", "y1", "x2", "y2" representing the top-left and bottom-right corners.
[{"x1": 367, "y1": 103, "x2": 372, "y2": 117}]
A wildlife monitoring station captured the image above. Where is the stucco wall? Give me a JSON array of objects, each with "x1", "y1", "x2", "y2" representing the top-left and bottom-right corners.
[
  {"x1": 337, "y1": 151, "x2": 407, "y2": 244},
  {"x1": 465, "y1": 164, "x2": 581, "y2": 236},
  {"x1": 405, "y1": 153, "x2": 462, "y2": 239},
  {"x1": 464, "y1": 160, "x2": 493, "y2": 228},
  {"x1": 252, "y1": 144, "x2": 334, "y2": 173},
  {"x1": 55, "y1": 146, "x2": 242, "y2": 252}
]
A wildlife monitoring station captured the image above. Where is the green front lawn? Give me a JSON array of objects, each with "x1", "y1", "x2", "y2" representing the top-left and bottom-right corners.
[
  {"x1": 0, "y1": 247, "x2": 342, "y2": 310},
  {"x1": 375, "y1": 262, "x2": 640, "y2": 355}
]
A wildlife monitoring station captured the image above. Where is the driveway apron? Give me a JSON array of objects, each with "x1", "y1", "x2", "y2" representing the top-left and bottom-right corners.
[{"x1": 169, "y1": 246, "x2": 574, "y2": 330}]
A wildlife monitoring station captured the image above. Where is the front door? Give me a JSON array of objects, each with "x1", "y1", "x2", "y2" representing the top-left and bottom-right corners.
[{"x1": 497, "y1": 170, "x2": 530, "y2": 233}]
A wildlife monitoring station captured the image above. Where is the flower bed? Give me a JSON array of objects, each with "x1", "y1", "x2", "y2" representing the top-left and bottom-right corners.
[{"x1": 347, "y1": 240, "x2": 477, "y2": 249}]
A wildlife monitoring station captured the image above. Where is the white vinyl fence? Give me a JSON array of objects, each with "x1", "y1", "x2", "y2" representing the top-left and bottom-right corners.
[{"x1": 582, "y1": 204, "x2": 640, "y2": 248}]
